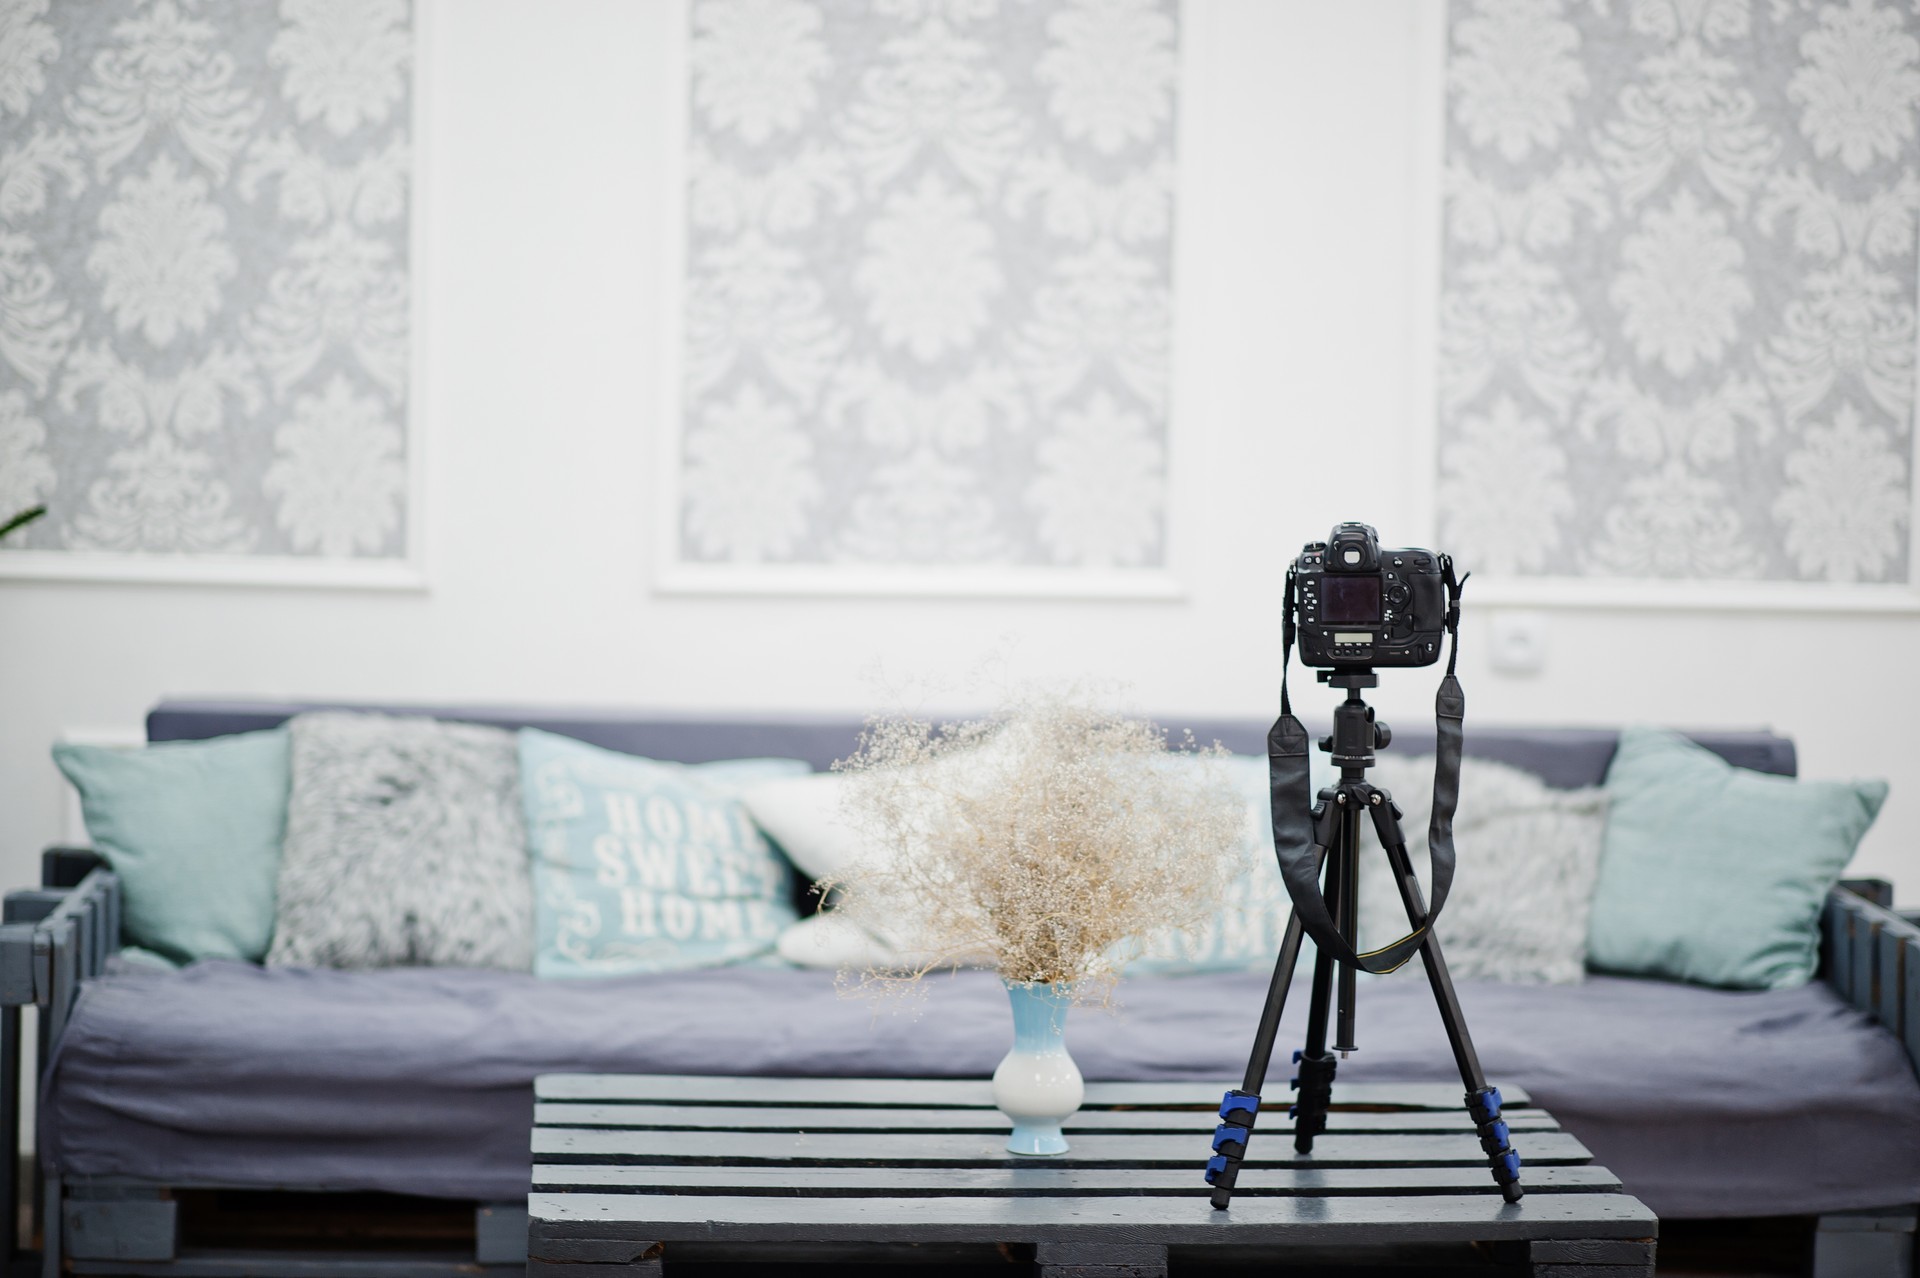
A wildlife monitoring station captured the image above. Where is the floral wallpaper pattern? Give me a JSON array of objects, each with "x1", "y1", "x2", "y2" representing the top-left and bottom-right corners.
[
  {"x1": 674, "y1": 0, "x2": 1179, "y2": 570},
  {"x1": 1437, "y1": 0, "x2": 1916, "y2": 584},
  {"x1": 0, "y1": 0, "x2": 411, "y2": 561}
]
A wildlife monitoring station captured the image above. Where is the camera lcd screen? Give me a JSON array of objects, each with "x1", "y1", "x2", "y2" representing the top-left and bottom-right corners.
[{"x1": 1321, "y1": 575, "x2": 1382, "y2": 624}]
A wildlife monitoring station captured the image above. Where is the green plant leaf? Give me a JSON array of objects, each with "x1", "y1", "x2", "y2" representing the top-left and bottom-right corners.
[{"x1": 0, "y1": 505, "x2": 47, "y2": 543}]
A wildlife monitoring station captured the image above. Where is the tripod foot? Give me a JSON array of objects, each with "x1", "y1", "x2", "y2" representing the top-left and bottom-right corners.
[
  {"x1": 1467, "y1": 1087, "x2": 1524, "y2": 1202},
  {"x1": 1290, "y1": 1049, "x2": 1337, "y2": 1152},
  {"x1": 1204, "y1": 1091, "x2": 1260, "y2": 1208}
]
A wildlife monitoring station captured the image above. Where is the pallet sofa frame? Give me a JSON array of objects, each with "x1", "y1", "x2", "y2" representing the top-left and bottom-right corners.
[{"x1": 0, "y1": 847, "x2": 1914, "y2": 1277}]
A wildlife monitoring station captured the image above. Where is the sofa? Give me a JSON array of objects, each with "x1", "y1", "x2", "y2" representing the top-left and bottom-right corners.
[{"x1": 10, "y1": 699, "x2": 1920, "y2": 1277}]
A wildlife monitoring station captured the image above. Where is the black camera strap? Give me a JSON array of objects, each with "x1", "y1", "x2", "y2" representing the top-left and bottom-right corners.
[{"x1": 1267, "y1": 557, "x2": 1468, "y2": 974}]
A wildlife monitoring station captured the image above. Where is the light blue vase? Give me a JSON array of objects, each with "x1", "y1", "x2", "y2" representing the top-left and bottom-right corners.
[{"x1": 991, "y1": 981, "x2": 1084, "y2": 1156}]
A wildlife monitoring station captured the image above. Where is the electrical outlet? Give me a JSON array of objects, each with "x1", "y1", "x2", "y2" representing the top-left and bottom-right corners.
[{"x1": 1488, "y1": 611, "x2": 1549, "y2": 675}]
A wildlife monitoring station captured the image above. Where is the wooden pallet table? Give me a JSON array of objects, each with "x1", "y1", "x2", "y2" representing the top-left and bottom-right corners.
[{"x1": 527, "y1": 1074, "x2": 1656, "y2": 1277}]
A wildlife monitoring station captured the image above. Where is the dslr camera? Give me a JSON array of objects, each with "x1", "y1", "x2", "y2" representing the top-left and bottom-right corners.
[{"x1": 1294, "y1": 523, "x2": 1448, "y2": 669}]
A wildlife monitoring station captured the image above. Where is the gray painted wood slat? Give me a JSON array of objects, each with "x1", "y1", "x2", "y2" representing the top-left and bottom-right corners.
[
  {"x1": 69, "y1": 1255, "x2": 522, "y2": 1278},
  {"x1": 1528, "y1": 1237, "x2": 1657, "y2": 1264},
  {"x1": 534, "y1": 1101, "x2": 1560, "y2": 1134},
  {"x1": 534, "y1": 1074, "x2": 1532, "y2": 1110},
  {"x1": 531, "y1": 1163, "x2": 1624, "y2": 1196},
  {"x1": 527, "y1": 1190, "x2": 1655, "y2": 1244},
  {"x1": 1824, "y1": 893, "x2": 1842, "y2": 987},
  {"x1": 1840, "y1": 894, "x2": 1861, "y2": 1003},
  {"x1": 1878, "y1": 925, "x2": 1906, "y2": 1042},
  {"x1": 1854, "y1": 900, "x2": 1878, "y2": 1012},
  {"x1": 533, "y1": 1127, "x2": 1594, "y2": 1167},
  {"x1": 1906, "y1": 941, "x2": 1920, "y2": 1075}
]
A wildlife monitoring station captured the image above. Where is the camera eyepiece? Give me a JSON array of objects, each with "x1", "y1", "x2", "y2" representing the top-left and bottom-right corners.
[{"x1": 1326, "y1": 522, "x2": 1381, "y2": 572}]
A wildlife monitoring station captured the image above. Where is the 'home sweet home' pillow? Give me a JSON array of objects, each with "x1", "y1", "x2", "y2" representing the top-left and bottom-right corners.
[
  {"x1": 1123, "y1": 754, "x2": 1317, "y2": 973},
  {"x1": 520, "y1": 729, "x2": 808, "y2": 977}
]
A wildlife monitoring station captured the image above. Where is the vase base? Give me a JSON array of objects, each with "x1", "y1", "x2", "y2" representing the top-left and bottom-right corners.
[{"x1": 1006, "y1": 1125, "x2": 1070, "y2": 1156}]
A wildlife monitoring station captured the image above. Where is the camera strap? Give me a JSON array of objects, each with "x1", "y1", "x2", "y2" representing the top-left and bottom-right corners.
[{"x1": 1267, "y1": 557, "x2": 1468, "y2": 975}]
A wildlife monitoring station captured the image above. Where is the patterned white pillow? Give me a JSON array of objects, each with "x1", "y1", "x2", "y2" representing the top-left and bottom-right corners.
[
  {"x1": 267, "y1": 712, "x2": 533, "y2": 971},
  {"x1": 1357, "y1": 756, "x2": 1609, "y2": 985}
]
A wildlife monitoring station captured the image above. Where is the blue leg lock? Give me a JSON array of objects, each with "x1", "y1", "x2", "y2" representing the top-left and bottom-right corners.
[
  {"x1": 1218, "y1": 1090, "x2": 1259, "y2": 1124},
  {"x1": 1466, "y1": 1087, "x2": 1522, "y2": 1199},
  {"x1": 1206, "y1": 1090, "x2": 1261, "y2": 1190}
]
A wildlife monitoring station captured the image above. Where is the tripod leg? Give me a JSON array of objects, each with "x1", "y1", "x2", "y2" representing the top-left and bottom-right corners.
[
  {"x1": 1290, "y1": 820, "x2": 1345, "y2": 1155},
  {"x1": 1206, "y1": 908, "x2": 1309, "y2": 1209},
  {"x1": 1291, "y1": 943, "x2": 1338, "y2": 1154},
  {"x1": 1372, "y1": 806, "x2": 1524, "y2": 1204},
  {"x1": 1334, "y1": 809, "x2": 1359, "y2": 1057}
]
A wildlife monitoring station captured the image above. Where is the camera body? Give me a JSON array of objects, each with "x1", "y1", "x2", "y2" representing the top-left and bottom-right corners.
[{"x1": 1294, "y1": 523, "x2": 1447, "y2": 669}]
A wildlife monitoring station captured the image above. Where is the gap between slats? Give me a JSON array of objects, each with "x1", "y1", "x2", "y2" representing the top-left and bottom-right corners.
[
  {"x1": 528, "y1": 1162, "x2": 1621, "y2": 1198},
  {"x1": 533, "y1": 1102, "x2": 1559, "y2": 1136},
  {"x1": 530, "y1": 1128, "x2": 1593, "y2": 1169}
]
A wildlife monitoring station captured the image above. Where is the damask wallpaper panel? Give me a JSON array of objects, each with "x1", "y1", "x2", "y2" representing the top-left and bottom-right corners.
[
  {"x1": 1435, "y1": 0, "x2": 1919, "y2": 593},
  {"x1": 662, "y1": 0, "x2": 1182, "y2": 589},
  {"x1": 0, "y1": 0, "x2": 415, "y2": 582}
]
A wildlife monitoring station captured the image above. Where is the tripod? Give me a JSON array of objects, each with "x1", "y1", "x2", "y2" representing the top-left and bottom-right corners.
[{"x1": 1204, "y1": 669, "x2": 1523, "y2": 1208}]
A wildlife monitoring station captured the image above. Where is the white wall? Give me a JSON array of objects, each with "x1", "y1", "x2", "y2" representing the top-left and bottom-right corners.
[{"x1": 3, "y1": 0, "x2": 1913, "y2": 897}]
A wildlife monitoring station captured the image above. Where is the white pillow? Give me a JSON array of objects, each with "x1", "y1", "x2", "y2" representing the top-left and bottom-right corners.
[
  {"x1": 741, "y1": 734, "x2": 1013, "y2": 888},
  {"x1": 744, "y1": 770, "x2": 959, "y2": 971},
  {"x1": 775, "y1": 912, "x2": 901, "y2": 970},
  {"x1": 738, "y1": 772, "x2": 871, "y2": 885},
  {"x1": 745, "y1": 736, "x2": 1041, "y2": 971}
]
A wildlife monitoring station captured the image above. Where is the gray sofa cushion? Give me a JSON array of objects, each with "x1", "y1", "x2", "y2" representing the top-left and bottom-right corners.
[{"x1": 42, "y1": 960, "x2": 1920, "y2": 1220}]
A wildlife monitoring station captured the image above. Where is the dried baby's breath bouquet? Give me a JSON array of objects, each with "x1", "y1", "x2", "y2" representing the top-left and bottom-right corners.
[{"x1": 831, "y1": 688, "x2": 1246, "y2": 1000}]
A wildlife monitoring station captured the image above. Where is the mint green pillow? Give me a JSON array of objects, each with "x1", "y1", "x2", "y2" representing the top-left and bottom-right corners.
[
  {"x1": 520, "y1": 729, "x2": 809, "y2": 978},
  {"x1": 53, "y1": 730, "x2": 290, "y2": 966},
  {"x1": 1586, "y1": 725, "x2": 1887, "y2": 990}
]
